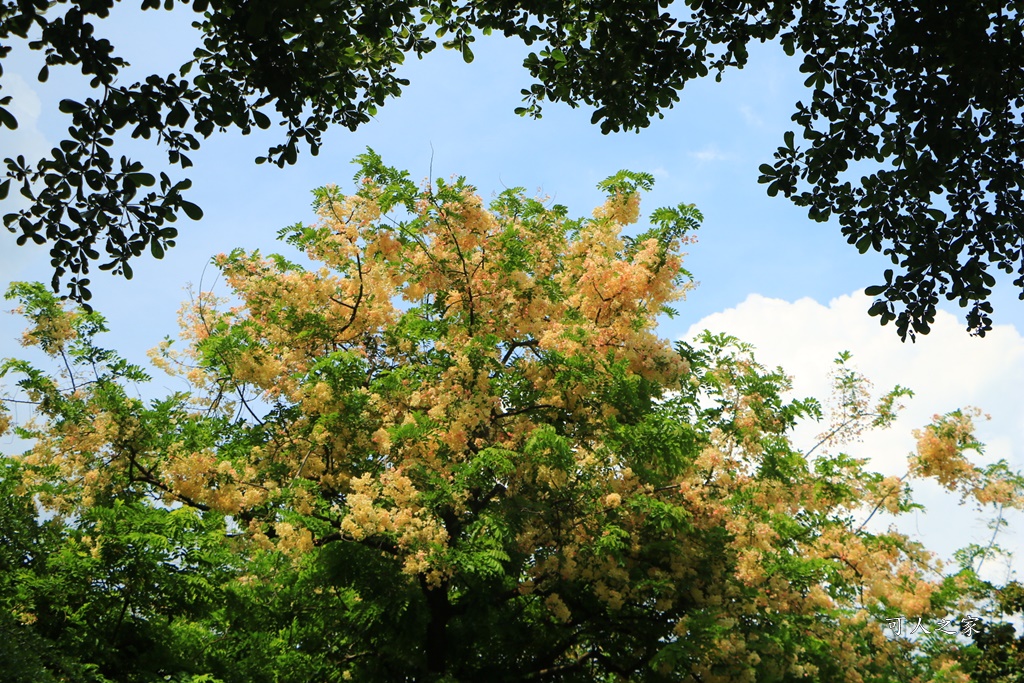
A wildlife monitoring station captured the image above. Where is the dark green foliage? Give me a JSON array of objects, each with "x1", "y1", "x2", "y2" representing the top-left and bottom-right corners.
[
  {"x1": 5, "y1": 1, "x2": 1024, "y2": 337},
  {"x1": 477, "y1": 0, "x2": 1024, "y2": 338},
  {"x1": 964, "y1": 582, "x2": 1024, "y2": 683},
  {"x1": 469, "y1": 1, "x2": 1024, "y2": 338},
  {"x1": 0, "y1": 459, "x2": 237, "y2": 683},
  {"x1": 1, "y1": 0, "x2": 440, "y2": 304}
]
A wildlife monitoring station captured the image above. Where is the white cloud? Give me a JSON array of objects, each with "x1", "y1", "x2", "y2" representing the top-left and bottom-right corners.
[
  {"x1": 685, "y1": 291, "x2": 1024, "y2": 580},
  {"x1": 688, "y1": 145, "x2": 730, "y2": 163},
  {"x1": 739, "y1": 104, "x2": 765, "y2": 128},
  {"x1": 3, "y1": 72, "x2": 49, "y2": 162}
]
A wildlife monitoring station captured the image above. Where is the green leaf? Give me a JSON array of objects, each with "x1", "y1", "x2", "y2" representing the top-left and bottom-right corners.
[
  {"x1": 0, "y1": 106, "x2": 17, "y2": 130},
  {"x1": 181, "y1": 200, "x2": 204, "y2": 220},
  {"x1": 58, "y1": 99, "x2": 84, "y2": 114},
  {"x1": 127, "y1": 172, "x2": 156, "y2": 187},
  {"x1": 252, "y1": 110, "x2": 271, "y2": 129},
  {"x1": 246, "y1": 12, "x2": 266, "y2": 36}
]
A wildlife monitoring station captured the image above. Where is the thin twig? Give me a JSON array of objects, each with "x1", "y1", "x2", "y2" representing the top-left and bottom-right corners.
[
  {"x1": 855, "y1": 471, "x2": 910, "y2": 534},
  {"x1": 975, "y1": 502, "x2": 1006, "y2": 575}
]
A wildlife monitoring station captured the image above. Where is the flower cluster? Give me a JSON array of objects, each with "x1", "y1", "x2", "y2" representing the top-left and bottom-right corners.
[{"x1": 3, "y1": 159, "x2": 1018, "y2": 683}]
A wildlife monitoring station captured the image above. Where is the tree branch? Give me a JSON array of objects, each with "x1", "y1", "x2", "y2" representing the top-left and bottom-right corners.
[{"x1": 501, "y1": 339, "x2": 539, "y2": 365}]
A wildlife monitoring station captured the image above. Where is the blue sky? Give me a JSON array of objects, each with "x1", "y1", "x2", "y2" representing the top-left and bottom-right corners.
[{"x1": 3, "y1": 7, "x2": 1023, "y2": 578}]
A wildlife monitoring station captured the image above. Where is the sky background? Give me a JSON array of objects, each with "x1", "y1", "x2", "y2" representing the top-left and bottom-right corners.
[{"x1": 3, "y1": 6, "x2": 1023, "y2": 582}]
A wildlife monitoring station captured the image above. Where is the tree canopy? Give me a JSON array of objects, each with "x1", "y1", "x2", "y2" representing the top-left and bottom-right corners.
[
  {"x1": 2, "y1": 1, "x2": 1022, "y2": 337},
  {"x1": 2, "y1": 156, "x2": 1023, "y2": 681}
]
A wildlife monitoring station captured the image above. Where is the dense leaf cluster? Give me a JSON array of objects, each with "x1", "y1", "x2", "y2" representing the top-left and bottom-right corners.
[
  {"x1": 964, "y1": 581, "x2": 1024, "y2": 683},
  {"x1": 1, "y1": 0, "x2": 444, "y2": 302}
]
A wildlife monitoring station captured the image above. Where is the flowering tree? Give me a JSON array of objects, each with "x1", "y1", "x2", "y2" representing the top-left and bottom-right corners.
[{"x1": 2, "y1": 153, "x2": 1022, "y2": 682}]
